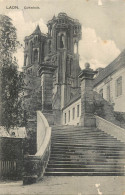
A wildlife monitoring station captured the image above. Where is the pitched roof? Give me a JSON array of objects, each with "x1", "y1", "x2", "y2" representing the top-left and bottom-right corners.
[
  {"x1": 93, "y1": 49, "x2": 125, "y2": 87},
  {"x1": 63, "y1": 88, "x2": 81, "y2": 110},
  {"x1": 32, "y1": 25, "x2": 41, "y2": 35},
  {"x1": 25, "y1": 25, "x2": 47, "y2": 40}
]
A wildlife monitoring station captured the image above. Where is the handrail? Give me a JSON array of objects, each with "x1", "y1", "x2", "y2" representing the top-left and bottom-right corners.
[
  {"x1": 95, "y1": 115, "x2": 125, "y2": 143},
  {"x1": 23, "y1": 111, "x2": 51, "y2": 185},
  {"x1": 35, "y1": 127, "x2": 51, "y2": 156}
]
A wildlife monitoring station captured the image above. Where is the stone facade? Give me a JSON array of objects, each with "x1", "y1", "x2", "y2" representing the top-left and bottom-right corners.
[
  {"x1": 23, "y1": 12, "x2": 125, "y2": 130},
  {"x1": 78, "y1": 63, "x2": 97, "y2": 127},
  {"x1": 23, "y1": 13, "x2": 82, "y2": 127}
]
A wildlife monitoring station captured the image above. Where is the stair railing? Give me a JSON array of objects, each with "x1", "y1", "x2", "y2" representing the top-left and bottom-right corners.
[
  {"x1": 23, "y1": 111, "x2": 51, "y2": 185},
  {"x1": 95, "y1": 115, "x2": 125, "y2": 143}
]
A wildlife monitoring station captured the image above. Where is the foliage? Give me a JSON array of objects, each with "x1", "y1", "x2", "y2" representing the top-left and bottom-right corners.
[
  {"x1": 0, "y1": 15, "x2": 25, "y2": 130},
  {"x1": 23, "y1": 131, "x2": 37, "y2": 155},
  {"x1": 93, "y1": 100, "x2": 105, "y2": 118},
  {"x1": 114, "y1": 112, "x2": 125, "y2": 123},
  {"x1": 0, "y1": 15, "x2": 19, "y2": 62}
]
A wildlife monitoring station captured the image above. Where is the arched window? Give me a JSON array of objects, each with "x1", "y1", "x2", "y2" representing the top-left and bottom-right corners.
[
  {"x1": 60, "y1": 34, "x2": 65, "y2": 48},
  {"x1": 30, "y1": 41, "x2": 33, "y2": 63},
  {"x1": 25, "y1": 54, "x2": 28, "y2": 66},
  {"x1": 69, "y1": 59, "x2": 72, "y2": 75},
  {"x1": 25, "y1": 42, "x2": 28, "y2": 47},
  {"x1": 66, "y1": 57, "x2": 69, "y2": 73},
  {"x1": 34, "y1": 49, "x2": 38, "y2": 62},
  {"x1": 48, "y1": 41, "x2": 51, "y2": 53},
  {"x1": 42, "y1": 42, "x2": 44, "y2": 55},
  {"x1": 74, "y1": 41, "x2": 77, "y2": 54},
  {"x1": 67, "y1": 36, "x2": 70, "y2": 50}
]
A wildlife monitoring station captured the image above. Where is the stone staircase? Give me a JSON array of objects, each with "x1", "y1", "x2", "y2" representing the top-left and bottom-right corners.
[{"x1": 45, "y1": 125, "x2": 125, "y2": 176}]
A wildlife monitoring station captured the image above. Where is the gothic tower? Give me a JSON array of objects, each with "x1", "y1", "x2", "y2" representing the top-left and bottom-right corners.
[
  {"x1": 23, "y1": 13, "x2": 82, "y2": 127},
  {"x1": 23, "y1": 25, "x2": 46, "y2": 77},
  {"x1": 46, "y1": 13, "x2": 82, "y2": 109},
  {"x1": 23, "y1": 25, "x2": 47, "y2": 131}
]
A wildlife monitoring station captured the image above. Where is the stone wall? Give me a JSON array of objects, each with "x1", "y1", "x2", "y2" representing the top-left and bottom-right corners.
[{"x1": 23, "y1": 111, "x2": 51, "y2": 185}]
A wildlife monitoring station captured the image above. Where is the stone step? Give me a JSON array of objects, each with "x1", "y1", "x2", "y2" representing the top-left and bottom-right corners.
[
  {"x1": 44, "y1": 172, "x2": 125, "y2": 176},
  {"x1": 47, "y1": 164, "x2": 125, "y2": 168},
  {"x1": 51, "y1": 143, "x2": 125, "y2": 148},
  {"x1": 49, "y1": 158, "x2": 125, "y2": 163},
  {"x1": 51, "y1": 146, "x2": 125, "y2": 151},
  {"x1": 49, "y1": 153, "x2": 125, "y2": 159},
  {"x1": 51, "y1": 143, "x2": 124, "y2": 147},
  {"x1": 48, "y1": 160, "x2": 125, "y2": 165},
  {"x1": 51, "y1": 133, "x2": 117, "y2": 137},
  {"x1": 52, "y1": 126, "x2": 90, "y2": 130},
  {"x1": 51, "y1": 150, "x2": 125, "y2": 155},
  {"x1": 45, "y1": 125, "x2": 125, "y2": 177},
  {"x1": 51, "y1": 133, "x2": 120, "y2": 139},
  {"x1": 51, "y1": 139, "x2": 122, "y2": 144},
  {"x1": 51, "y1": 134, "x2": 119, "y2": 138},
  {"x1": 45, "y1": 167, "x2": 125, "y2": 172},
  {"x1": 52, "y1": 129, "x2": 104, "y2": 133},
  {"x1": 52, "y1": 130, "x2": 106, "y2": 134}
]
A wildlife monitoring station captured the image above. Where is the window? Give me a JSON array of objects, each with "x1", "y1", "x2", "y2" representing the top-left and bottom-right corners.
[
  {"x1": 107, "y1": 85, "x2": 110, "y2": 101},
  {"x1": 48, "y1": 41, "x2": 51, "y2": 53},
  {"x1": 30, "y1": 41, "x2": 33, "y2": 63},
  {"x1": 74, "y1": 41, "x2": 77, "y2": 54},
  {"x1": 69, "y1": 59, "x2": 72, "y2": 75},
  {"x1": 77, "y1": 105, "x2": 79, "y2": 117},
  {"x1": 99, "y1": 89, "x2": 103, "y2": 98},
  {"x1": 25, "y1": 54, "x2": 28, "y2": 66},
  {"x1": 26, "y1": 42, "x2": 28, "y2": 47},
  {"x1": 116, "y1": 76, "x2": 122, "y2": 97},
  {"x1": 60, "y1": 34, "x2": 65, "y2": 48},
  {"x1": 64, "y1": 113, "x2": 66, "y2": 124},
  {"x1": 72, "y1": 108, "x2": 75, "y2": 120},
  {"x1": 42, "y1": 42, "x2": 44, "y2": 55},
  {"x1": 68, "y1": 110, "x2": 70, "y2": 122},
  {"x1": 34, "y1": 49, "x2": 38, "y2": 62}
]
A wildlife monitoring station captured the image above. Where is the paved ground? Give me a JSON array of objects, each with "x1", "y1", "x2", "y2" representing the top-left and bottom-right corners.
[{"x1": 0, "y1": 176, "x2": 125, "y2": 195}]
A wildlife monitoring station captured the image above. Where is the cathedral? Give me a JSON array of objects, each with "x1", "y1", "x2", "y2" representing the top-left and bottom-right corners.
[
  {"x1": 23, "y1": 13, "x2": 82, "y2": 128},
  {"x1": 23, "y1": 12, "x2": 125, "y2": 131}
]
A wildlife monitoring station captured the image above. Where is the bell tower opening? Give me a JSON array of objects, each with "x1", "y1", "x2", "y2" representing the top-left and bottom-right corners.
[
  {"x1": 34, "y1": 49, "x2": 38, "y2": 63},
  {"x1": 46, "y1": 12, "x2": 82, "y2": 108},
  {"x1": 60, "y1": 34, "x2": 65, "y2": 48}
]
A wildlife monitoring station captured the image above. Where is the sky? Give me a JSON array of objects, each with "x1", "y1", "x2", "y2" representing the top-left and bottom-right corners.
[{"x1": 0, "y1": 0, "x2": 125, "y2": 70}]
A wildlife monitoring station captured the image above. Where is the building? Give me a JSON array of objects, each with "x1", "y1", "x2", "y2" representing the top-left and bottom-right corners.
[
  {"x1": 93, "y1": 49, "x2": 125, "y2": 112},
  {"x1": 23, "y1": 13, "x2": 125, "y2": 128},
  {"x1": 21, "y1": 13, "x2": 125, "y2": 183},
  {"x1": 23, "y1": 13, "x2": 82, "y2": 127}
]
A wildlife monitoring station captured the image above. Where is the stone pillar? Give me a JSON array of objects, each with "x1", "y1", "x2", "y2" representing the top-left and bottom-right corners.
[
  {"x1": 40, "y1": 64, "x2": 56, "y2": 125},
  {"x1": 79, "y1": 63, "x2": 97, "y2": 127}
]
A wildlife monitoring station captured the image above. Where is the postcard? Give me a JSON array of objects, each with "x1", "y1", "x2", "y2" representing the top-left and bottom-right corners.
[{"x1": 0, "y1": 0, "x2": 125, "y2": 194}]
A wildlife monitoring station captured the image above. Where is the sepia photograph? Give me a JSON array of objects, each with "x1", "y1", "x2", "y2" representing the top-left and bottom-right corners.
[{"x1": 0, "y1": 0, "x2": 125, "y2": 194}]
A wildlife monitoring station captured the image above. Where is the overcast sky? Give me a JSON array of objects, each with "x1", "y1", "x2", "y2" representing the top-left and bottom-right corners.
[{"x1": 0, "y1": 0, "x2": 125, "y2": 70}]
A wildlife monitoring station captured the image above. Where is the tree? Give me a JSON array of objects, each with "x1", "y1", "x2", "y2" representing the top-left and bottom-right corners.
[{"x1": 0, "y1": 15, "x2": 25, "y2": 131}]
